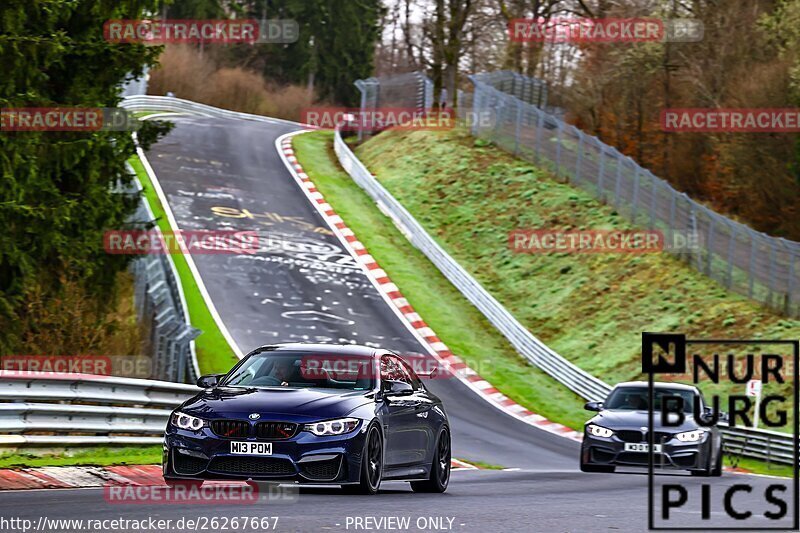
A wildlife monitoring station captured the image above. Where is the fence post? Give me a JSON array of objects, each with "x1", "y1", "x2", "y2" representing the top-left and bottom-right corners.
[
  {"x1": 514, "y1": 100, "x2": 522, "y2": 155},
  {"x1": 471, "y1": 84, "x2": 482, "y2": 136},
  {"x1": 355, "y1": 79, "x2": 367, "y2": 142},
  {"x1": 614, "y1": 157, "x2": 624, "y2": 209},
  {"x1": 575, "y1": 130, "x2": 584, "y2": 182},
  {"x1": 631, "y1": 167, "x2": 641, "y2": 223},
  {"x1": 748, "y1": 237, "x2": 756, "y2": 298},
  {"x1": 689, "y1": 203, "x2": 699, "y2": 267},
  {"x1": 493, "y1": 98, "x2": 503, "y2": 142},
  {"x1": 768, "y1": 241, "x2": 778, "y2": 305},
  {"x1": 596, "y1": 144, "x2": 606, "y2": 199},
  {"x1": 787, "y1": 249, "x2": 797, "y2": 316},
  {"x1": 535, "y1": 109, "x2": 544, "y2": 163},
  {"x1": 555, "y1": 121, "x2": 564, "y2": 177},
  {"x1": 649, "y1": 173, "x2": 658, "y2": 230},
  {"x1": 668, "y1": 191, "x2": 677, "y2": 247},
  {"x1": 726, "y1": 227, "x2": 737, "y2": 288},
  {"x1": 705, "y1": 217, "x2": 715, "y2": 276}
]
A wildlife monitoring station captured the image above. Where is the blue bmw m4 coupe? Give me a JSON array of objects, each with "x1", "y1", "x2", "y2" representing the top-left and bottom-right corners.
[{"x1": 163, "y1": 343, "x2": 451, "y2": 494}]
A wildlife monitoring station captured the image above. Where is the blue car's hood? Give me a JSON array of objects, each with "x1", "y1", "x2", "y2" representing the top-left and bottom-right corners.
[{"x1": 181, "y1": 386, "x2": 375, "y2": 422}]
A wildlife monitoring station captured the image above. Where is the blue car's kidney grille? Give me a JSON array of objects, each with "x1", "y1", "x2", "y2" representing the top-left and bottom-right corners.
[
  {"x1": 211, "y1": 420, "x2": 250, "y2": 438},
  {"x1": 255, "y1": 422, "x2": 298, "y2": 440},
  {"x1": 209, "y1": 457, "x2": 295, "y2": 476}
]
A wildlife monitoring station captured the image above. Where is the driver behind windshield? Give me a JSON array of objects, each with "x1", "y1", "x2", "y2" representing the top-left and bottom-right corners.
[{"x1": 269, "y1": 358, "x2": 294, "y2": 386}]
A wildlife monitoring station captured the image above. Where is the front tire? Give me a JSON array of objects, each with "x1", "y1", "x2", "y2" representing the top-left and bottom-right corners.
[
  {"x1": 692, "y1": 447, "x2": 722, "y2": 477},
  {"x1": 343, "y1": 424, "x2": 383, "y2": 495},
  {"x1": 711, "y1": 451, "x2": 723, "y2": 477},
  {"x1": 411, "y1": 427, "x2": 451, "y2": 493}
]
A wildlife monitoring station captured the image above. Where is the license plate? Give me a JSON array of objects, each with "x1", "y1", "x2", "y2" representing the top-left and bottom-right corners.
[
  {"x1": 231, "y1": 441, "x2": 272, "y2": 455},
  {"x1": 624, "y1": 442, "x2": 662, "y2": 453}
]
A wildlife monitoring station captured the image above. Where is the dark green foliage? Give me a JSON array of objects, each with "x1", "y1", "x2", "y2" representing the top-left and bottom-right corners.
[
  {"x1": 0, "y1": 0, "x2": 170, "y2": 353},
  {"x1": 222, "y1": 0, "x2": 383, "y2": 105}
]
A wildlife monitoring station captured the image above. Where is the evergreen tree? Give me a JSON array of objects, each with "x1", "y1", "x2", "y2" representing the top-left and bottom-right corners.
[{"x1": 0, "y1": 0, "x2": 170, "y2": 352}]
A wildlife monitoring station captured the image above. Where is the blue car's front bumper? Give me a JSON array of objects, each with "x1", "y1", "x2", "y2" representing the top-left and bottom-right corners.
[{"x1": 163, "y1": 420, "x2": 369, "y2": 484}]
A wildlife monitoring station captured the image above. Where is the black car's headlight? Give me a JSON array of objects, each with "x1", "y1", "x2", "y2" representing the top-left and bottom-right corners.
[
  {"x1": 587, "y1": 424, "x2": 614, "y2": 438},
  {"x1": 303, "y1": 418, "x2": 360, "y2": 436},
  {"x1": 676, "y1": 429, "x2": 706, "y2": 442},
  {"x1": 171, "y1": 411, "x2": 206, "y2": 431}
]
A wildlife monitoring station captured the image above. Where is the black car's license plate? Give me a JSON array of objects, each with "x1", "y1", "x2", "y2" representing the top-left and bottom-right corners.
[
  {"x1": 231, "y1": 441, "x2": 273, "y2": 455},
  {"x1": 623, "y1": 442, "x2": 662, "y2": 453}
]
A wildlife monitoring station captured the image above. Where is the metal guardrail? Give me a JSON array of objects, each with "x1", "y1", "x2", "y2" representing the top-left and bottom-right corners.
[
  {"x1": 121, "y1": 95, "x2": 299, "y2": 127},
  {"x1": 333, "y1": 122, "x2": 798, "y2": 466},
  {"x1": 0, "y1": 373, "x2": 198, "y2": 446}
]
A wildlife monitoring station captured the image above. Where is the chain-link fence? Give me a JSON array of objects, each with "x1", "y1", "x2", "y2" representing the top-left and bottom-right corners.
[
  {"x1": 470, "y1": 70, "x2": 548, "y2": 108},
  {"x1": 354, "y1": 71, "x2": 432, "y2": 140},
  {"x1": 468, "y1": 72, "x2": 800, "y2": 318}
]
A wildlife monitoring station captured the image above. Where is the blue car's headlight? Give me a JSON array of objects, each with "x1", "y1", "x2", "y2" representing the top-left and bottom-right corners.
[
  {"x1": 171, "y1": 411, "x2": 206, "y2": 431},
  {"x1": 303, "y1": 418, "x2": 360, "y2": 436}
]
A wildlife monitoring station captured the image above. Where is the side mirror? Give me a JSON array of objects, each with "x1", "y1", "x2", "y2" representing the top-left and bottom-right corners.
[
  {"x1": 383, "y1": 380, "x2": 414, "y2": 396},
  {"x1": 197, "y1": 374, "x2": 223, "y2": 388},
  {"x1": 584, "y1": 401, "x2": 603, "y2": 412}
]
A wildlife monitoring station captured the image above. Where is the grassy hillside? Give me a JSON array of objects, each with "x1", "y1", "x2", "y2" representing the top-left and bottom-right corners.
[{"x1": 355, "y1": 128, "x2": 800, "y2": 416}]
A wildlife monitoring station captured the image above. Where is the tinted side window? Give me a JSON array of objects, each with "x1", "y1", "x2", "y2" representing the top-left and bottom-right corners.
[
  {"x1": 380, "y1": 356, "x2": 405, "y2": 383},
  {"x1": 396, "y1": 358, "x2": 422, "y2": 390}
]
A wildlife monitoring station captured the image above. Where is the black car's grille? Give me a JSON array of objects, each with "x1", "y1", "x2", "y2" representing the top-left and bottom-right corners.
[
  {"x1": 590, "y1": 448, "x2": 615, "y2": 463},
  {"x1": 211, "y1": 420, "x2": 250, "y2": 438},
  {"x1": 174, "y1": 453, "x2": 208, "y2": 475},
  {"x1": 208, "y1": 457, "x2": 295, "y2": 476},
  {"x1": 300, "y1": 457, "x2": 342, "y2": 481},
  {"x1": 255, "y1": 422, "x2": 298, "y2": 440},
  {"x1": 617, "y1": 430, "x2": 673, "y2": 443}
]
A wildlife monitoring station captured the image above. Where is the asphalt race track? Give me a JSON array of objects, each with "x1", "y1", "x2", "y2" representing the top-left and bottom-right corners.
[{"x1": 0, "y1": 115, "x2": 793, "y2": 532}]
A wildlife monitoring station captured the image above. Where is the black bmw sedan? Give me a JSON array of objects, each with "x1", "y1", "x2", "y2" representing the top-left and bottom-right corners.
[
  {"x1": 580, "y1": 381, "x2": 723, "y2": 476},
  {"x1": 163, "y1": 343, "x2": 451, "y2": 494}
]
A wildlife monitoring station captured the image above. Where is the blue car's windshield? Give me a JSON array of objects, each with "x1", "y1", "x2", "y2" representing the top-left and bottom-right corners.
[
  {"x1": 604, "y1": 386, "x2": 696, "y2": 413},
  {"x1": 220, "y1": 351, "x2": 376, "y2": 391}
]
